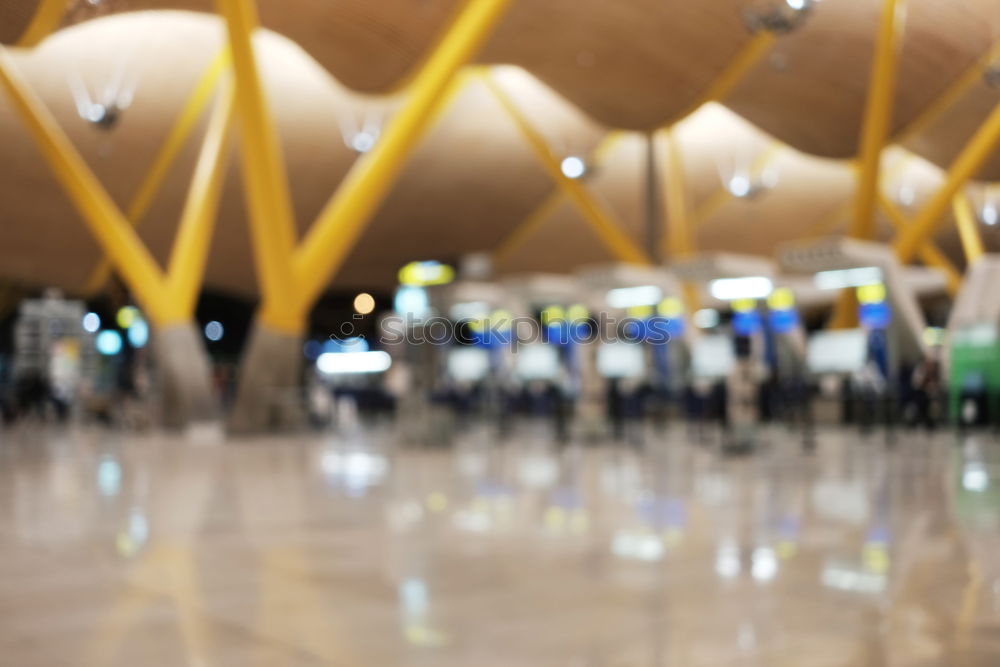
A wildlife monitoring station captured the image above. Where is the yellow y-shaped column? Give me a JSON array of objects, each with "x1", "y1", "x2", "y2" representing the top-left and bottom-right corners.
[
  {"x1": 216, "y1": 0, "x2": 513, "y2": 431},
  {"x1": 0, "y1": 47, "x2": 235, "y2": 426}
]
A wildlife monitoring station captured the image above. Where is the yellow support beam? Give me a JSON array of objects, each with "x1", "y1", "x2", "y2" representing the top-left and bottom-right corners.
[
  {"x1": 952, "y1": 192, "x2": 985, "y2": 265},
  {"x1": 0, "y1": 45, "x2": 236, "y2": 327},
  {"x1": 215, "y1": 0, "x2": 300, "y2": 332},
  {"x1": 15, "y1": 0, "x2": 66, "y2": 47},
  {"x1": 850, "y1": 0, "x2": 907, "y2": 240},
  {"x1": 164, "y1": 84, "x2": 236, "y2": 321},
  {"x1": 804, "y1": 201, "x2": 849, "y2": 238},
  {"x1": 292, "y1": 0, "x2": 513, "y2": 310},
  {"x1": 490, "y1": 132, "x2": 624, "y2": 265},
  {"x1": 482, "y1": 72, "x2": 650, "y2": 266},
  {"x1": 895, "y1": 40, "x2": 1000, "y2": 144},
  {"x1": 493, "y1": 190, "x2": 565, "y2": 266},
  {"x1": 828, "y1": 290, "x2": 860, "y2": 329},
  {"x1": 0, "y1": 47, "x2": 169, "y2": 323},
  {"x1": 84, "y1": 48, "x2": 231, "y2": 295},
  {"x1": 879, "y1": 193, "x2": 961, "y2": 295},
  {"x1": 486, "y1": 31, "x2": 774, "y2": 268},
  {"x1": 894, "y1": 100, "x2": 1000, "y2": 262},
  {"x1": 675, "y1": 32, "x2": 776, "y2": 121}
]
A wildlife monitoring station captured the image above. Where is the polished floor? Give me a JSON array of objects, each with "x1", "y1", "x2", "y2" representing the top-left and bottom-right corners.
[{"x1": 1, "y1": 420, "x2": 1000, "y2": 666}]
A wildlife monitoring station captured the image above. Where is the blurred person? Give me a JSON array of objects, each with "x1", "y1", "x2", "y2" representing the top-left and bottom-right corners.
[
  {"x1": 911, "y1": 354, "x2": 942, "y2": 431},
  {"x1": 307, "y1": 373, "x2": 333, "y2": 429},
  {"x1": 853, "y1": 360, "x2": 887, "y2": 434}
]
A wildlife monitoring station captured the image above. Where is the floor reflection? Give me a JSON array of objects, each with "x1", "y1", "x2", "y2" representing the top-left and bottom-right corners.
[{"x1": 0, "y1": 424, "x2": 999, "y2": 665}]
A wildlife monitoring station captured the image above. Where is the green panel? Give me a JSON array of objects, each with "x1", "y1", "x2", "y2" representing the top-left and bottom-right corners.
[{"x1": 949, "y1": 341, "x2": 1000, "y2": 419}]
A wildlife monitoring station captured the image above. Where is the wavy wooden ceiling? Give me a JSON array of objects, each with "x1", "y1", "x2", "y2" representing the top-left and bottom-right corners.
[{"x1": 0, "y1": 0, "x2": 999, "y2": 297}]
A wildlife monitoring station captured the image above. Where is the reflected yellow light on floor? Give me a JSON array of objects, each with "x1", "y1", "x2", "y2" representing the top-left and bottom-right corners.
[
  {"x1": 863, "y1": 541, "x2": 891, "y2": 574},
  {"x1": 544, "y1": 506, "x2": 567, "y2": 528},
  {"x1": 776, "y1": 539, "x2": 798, "y2": 560},
  {"x1": 426, "y1": 492, "x2": 448, "y2": 513},
  {"x1": 353, "y1": 292, "x2": 376, "y2": 315}
]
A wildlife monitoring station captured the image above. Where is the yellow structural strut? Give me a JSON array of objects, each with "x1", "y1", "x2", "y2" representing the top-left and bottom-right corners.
[
  {"x1": 951, "y1": 192, "x2": 985, "y2": 265},
  {"x1": 663, "y1": 131, "x2": 692, "y2": 259},
  {"x1": 15, "y1": 0, "x2": 66, "y2": 47},
  {"x1": 219, "y1": 0, "x2": 511, "y2": 329},
  {"x1": 493, "y1": 191, "x2": 565, "y2": 266},
  {"x1": 894, "y1": 100, "x2": 1000, "y2": 262},
  {"x1": 482, "y1": 72, "x2": 650, "y2": 266},
  {"x1": 292, "y1": 0, "x2": 514, "y2": 309},
  {"x1": 0, "y1": 46, "x2": 235, "y2": 327},
  {"x1": 895, "y1": 40, "x2": 1000, "y2": 144},
  {"x1": 850, "y1": 0, "x2": 907, "y2": 240},
  {"x1": 673, "y1": 32, "x2": 776, "y2": 122},
  {"x1": 879, "y1": 193, "x2": 961, "y2": 295},
  {"x1": 214, "y1": 0, "x2": 300, "y2": 331},
  {"x1": 164, "y1": 84, "x2": 236, "y2": 320},
  {"x1": 488, "y1": 31, "x2": 775, "y2": 267},
  {"x1": 491, "y1": 131, "x2": 625, "y2": 266},
  {"x1": 85, "y1": 48, "x2": 231, "y2": 295}
]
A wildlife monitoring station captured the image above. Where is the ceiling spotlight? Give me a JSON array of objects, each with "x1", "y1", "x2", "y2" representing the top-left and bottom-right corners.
[
  {"x1": 981, "y1": 201, "x2": 998, "y2": 226},
  {"x1": 744, "y1": 0, "x2": 816, "y2": 35},
  {"x1": 68, "y1": 63, "x2": 138, "y2": 132},
  {"x1": 726, "y1": 172, "x2": 772, "y2": 200},
  {"x1": 561, "y1": 156, "x2": 587, "y2": 180},
  {"x1": 350, "y1": 129, "x2": 378, "y2": 153},
  {"x1": 728, "y1": 174, "x2": 752, "y2": 198},
  {"x1": 204, "y1": 320, "x2": 224, "y2": 342},
  {"x1": 896, "y1": 183, "x2": 916, "y2": 208}
]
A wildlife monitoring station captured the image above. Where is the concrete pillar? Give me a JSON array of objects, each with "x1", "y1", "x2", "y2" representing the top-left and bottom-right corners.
[
  {"x1": 227, "y1": 321, "x2": 304, "y2": 433},
  {"x1": 152, "y1": 322, "x2": 220, "y2": 430}
]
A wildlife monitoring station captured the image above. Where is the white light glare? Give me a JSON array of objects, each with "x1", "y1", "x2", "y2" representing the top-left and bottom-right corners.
[
  {"x1": 821, "y1": 564, "x2": 886, "y2": 594},
  {"x1": 82, "y1": 312, "x2": 101, "y2": 333},
  {"x1": 204, "y1": 320, "x2": 224, "y2": 341},
  {"x1": 709, "y1": 276, "x2": 773, "y2": 301},
  {"x1": 963, "y1": 463, "x2": 989, "y2": 492},
  {"x1": 693, "y1": 308, "x2": 720, "y2": 329},
  {"x1": 786, "y1": 0, "x2": 806, "y2": 10},
  {"x1": 561, "y1": 156, "x2": 586, "y2": 179},
  {"x1": 450, "y1": 301, "x2": 490, "y2": 321},
  {"x1": 715, "y1": 543, "x2": 741, "y2": 579},
  {"x1": 814, "y1": 266, "x2": 883, "y2": 290},
  {"x1": 351, "y1": 130, "x2": 377, "y2": 153},
  {"x1": 394, "y1": 286, "x2": 431, "y2": 319},
  {"x1": 728, "y1": 174, "x2": 751, "y2": 198},
  {"x1": 127, "y1": 320, "x2": 149, "y2": 348},
  {"x1": 982, "y1": 201, "x2": 998, "y2": 226},
  {"x1": 611, "y1": 530, "x2": 665, "y2": 562},
  {"x1": 95, "y1": 330, "x2": 123, "y2": 356},
  {"x1": 897, "y1": 183, "x2": 916, "y2": 207},
  {"x1": 607, "y1": 285, "x2": 663, "y2": 309},
  {"x1": 317, "y1": 350, "x2": 392, "y2": 375},
  {"x1": 752, "y1": 547, "x2": 778, "y2": 581}
]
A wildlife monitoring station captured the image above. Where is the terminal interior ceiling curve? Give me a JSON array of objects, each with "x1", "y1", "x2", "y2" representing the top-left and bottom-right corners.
[{"x1": 0, "y1": 0, "x2": 999, "y2": 295}]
